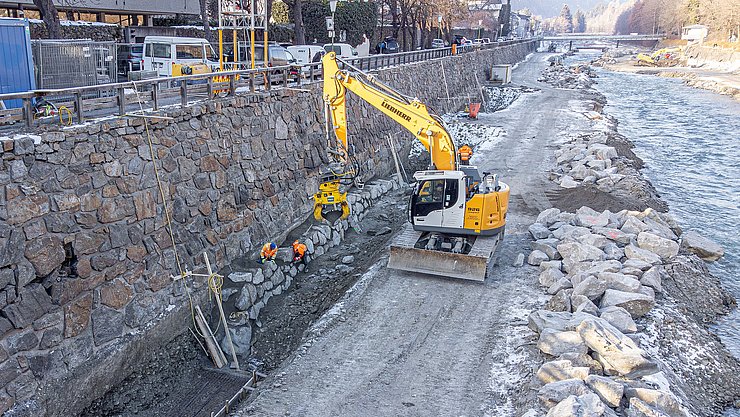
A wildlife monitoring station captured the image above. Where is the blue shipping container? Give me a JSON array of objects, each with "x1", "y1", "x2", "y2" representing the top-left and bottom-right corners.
[{"x1": 0, "y1": 18, "x2": 35, "y2": 109}]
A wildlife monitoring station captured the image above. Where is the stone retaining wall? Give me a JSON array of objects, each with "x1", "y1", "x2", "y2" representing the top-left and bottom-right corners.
[{"x1": 0, "y1": 40, "x2": 537, "y2": 416}]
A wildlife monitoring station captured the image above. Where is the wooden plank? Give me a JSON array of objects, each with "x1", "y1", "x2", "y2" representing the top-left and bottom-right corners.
[{"x1": 194, "y1": 305, "x2": 227, "y2": 368}]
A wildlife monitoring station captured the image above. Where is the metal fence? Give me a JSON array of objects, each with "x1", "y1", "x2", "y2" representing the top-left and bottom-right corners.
[
  {"x1": 0, "y1": 39, "x2": 538, "y2": 129},
  {"x1": 32, "y1": 40, "x2": 117, "y2": 95}
]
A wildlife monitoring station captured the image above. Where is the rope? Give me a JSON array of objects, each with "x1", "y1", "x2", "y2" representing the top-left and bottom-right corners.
[{"x1": 129, "y1": 82, "x2": 207, "y2": 338}]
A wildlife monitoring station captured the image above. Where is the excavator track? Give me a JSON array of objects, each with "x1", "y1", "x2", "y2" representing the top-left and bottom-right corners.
[{"x1": 387, "y1": 224, "x2": 503, "y2": 282}]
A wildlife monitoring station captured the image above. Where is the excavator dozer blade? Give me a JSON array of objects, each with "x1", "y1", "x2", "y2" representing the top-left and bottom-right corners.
[{"x1": 387, "y1": 225, "x2": 502, "y2": 282}]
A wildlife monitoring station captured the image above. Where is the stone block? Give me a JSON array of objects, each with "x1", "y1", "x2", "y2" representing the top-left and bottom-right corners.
[
  {"x1": 624, "y1": 244, "x2": 662, "y2": 265},
  {"x1": 528, "y1": 250, "x2": 549, "y2": 266},
  {"x1": 91, "y1": 306, "x2": 124, "y2": 345},
  {"x1": 577, "y1": 317, "x2": 657, "y2": 378},
  {"x1": 99, "y1": 280, "x2": 133, "y2": 310},
  {"x1": 538, "y1": 379, "x2": 591, "y2": 409},
  {"x1": 3, "y1": 284, "x2": 53, "y2": 329},
  {"x1": 600, "y1": 289, "x2": 655, "y2": 318},
  {"x1": 680, "y1": 230, "x2": 723, "y2": 262},
  {"x1": 637, "y1": 232, "x2": 679, "y2": 260},
  {"x1": 529, "y1": 223, "x2": 552, "y2": 240},
  {"x1": 538, "y1": 328, "x2": 588, "y2": 356},
  {"x1": 64, "y1": 292, "x2": 93, "y2": 338},
  {"x1": 5, "y1": 330, "x2": 39, "y2": 355},
  {"x1": 537, "y1": 360, "x2": 590, "y2": 384}
]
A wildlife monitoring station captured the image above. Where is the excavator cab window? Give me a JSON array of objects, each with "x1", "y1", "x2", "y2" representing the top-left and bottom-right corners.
[{"x1": 412, "y1": 179, "x2": 458, "y2": 217}]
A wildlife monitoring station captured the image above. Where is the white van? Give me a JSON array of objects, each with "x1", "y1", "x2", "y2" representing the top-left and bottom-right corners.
[
  {"x1": 287, "y1": 45, "x2": 325, "y2": 74},
  {"x1": 323, "y1": 43, "x2": 358, "y2": 59},
  {"x1": 142, "y1": 36, "x2": 218, "y2": 76}
]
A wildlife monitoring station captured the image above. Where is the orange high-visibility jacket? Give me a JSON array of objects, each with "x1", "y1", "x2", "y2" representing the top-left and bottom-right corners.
[
  {"x1": 458, "y1": 145, "x2": 473, "y2": 161},
  {"x1": 260, "y1": 243, "x2": 278, "y2": 259},
  {"x1": 292, "y1": 242, "x2": 307, "y2": 257}
]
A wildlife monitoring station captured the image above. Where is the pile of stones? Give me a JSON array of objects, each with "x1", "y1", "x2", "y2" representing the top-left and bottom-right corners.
[
  {"x1": 551, "y1": 131, "x2": 624, "y2": 192},
  {"x1": 526, "y1": 205, "x2": 724, "y2": 416},
  {"x1": 538, "y1": 64, "x2": 598, "y2": 89},
  {"x1": 218, "y1": 178, "x2": 400, "y2": 355}
]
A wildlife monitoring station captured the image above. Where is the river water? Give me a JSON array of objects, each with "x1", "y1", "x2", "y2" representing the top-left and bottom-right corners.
[{"x1": 590, "y1": 67, "x2": 740, "y2": 356}]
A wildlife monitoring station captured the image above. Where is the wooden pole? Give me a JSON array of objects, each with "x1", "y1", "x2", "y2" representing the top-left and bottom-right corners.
[{"x1": 204, "y1": 253, "x2": 240, "y2": 370}]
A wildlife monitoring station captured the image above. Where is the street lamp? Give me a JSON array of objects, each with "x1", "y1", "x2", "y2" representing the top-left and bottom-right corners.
[
  {"x1": 329, "y1": 0, "x2": 338, "y2": 47},
  {"x1": 438, "y1": 15, "x2": 443, "y2": 40}
]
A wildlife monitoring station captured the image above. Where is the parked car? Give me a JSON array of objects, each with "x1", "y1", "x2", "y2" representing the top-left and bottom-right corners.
[
  {"x1": 323, "y1": 43, "x2": 358, "y2": 59},
  {"x1": 376, "y1": 37, "x2": 400, "y2": 54},
  {"x1": 117, "y1": 43, "x2": 143, "y2": 75},
  {"x1": 143, "y1": 36, "x2": 217, "y2": 76},
  {"x1": 431, "y1": 38, "x2": 446, "y2": 48},
  {"x1": 474, "y1": 38, "x2": 492, "y2": 44},
  {"x1": 286, "y1": 45, "x2": 325, "y2": 75}
]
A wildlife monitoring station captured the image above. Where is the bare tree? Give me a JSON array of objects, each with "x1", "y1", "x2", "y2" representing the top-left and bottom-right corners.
[
  {"x1": 282, "y1": 0, "x2": 305, "y2": 45},
  {"x1": 33, "y1": 0, "x2": 62, "y2": 39},
  {"x1": 200, "y1": 0, "x2": 214, "y2": 42}
]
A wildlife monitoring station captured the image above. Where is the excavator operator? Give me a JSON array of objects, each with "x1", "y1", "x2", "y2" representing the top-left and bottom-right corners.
[{"x1": 458, "y1": 144, "x2": 473, "y2": 165}]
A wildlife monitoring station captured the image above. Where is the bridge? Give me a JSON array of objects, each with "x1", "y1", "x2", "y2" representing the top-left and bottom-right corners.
[{"x1": 543, "y1": 34, "x2": 665, "y2": 50}]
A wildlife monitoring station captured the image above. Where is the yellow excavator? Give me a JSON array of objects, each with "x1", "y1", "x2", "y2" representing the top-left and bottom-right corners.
[
  {"x1": 636, "y1": 48, "x2": 683, "y2": 67},
  {"x1": 314, "y1": 52, "x2": 510, "y2": 281}
]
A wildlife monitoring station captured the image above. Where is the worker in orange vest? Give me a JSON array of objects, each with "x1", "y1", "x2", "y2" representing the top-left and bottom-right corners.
[
  {"x1": 292, "y1": 240, "x2": 307, "y2": 263},
  {"x1": 259, "y1": 242, "x2": 278, "y2": 264},
  {"x1": 458, "y1": 144, "x2": 473, "y2": 165}
]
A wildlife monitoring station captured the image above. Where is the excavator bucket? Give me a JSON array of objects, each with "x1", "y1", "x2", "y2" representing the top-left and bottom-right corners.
[{"x1": 388, "y1": 224, "x2": 503, "y2": 282}]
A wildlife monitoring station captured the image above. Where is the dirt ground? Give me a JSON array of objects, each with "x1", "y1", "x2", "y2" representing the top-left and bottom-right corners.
[{"x1": 233, "y1": 53, "x2": 612, "y2": 417}]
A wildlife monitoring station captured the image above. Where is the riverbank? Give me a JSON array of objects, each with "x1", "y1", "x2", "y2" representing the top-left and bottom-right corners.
[
  {"x1": 594, "y1": 50, "x2": 740, "y2": 101},
  {"x1": 527, "y1": 61, "x2": 740, "y2": 416}
]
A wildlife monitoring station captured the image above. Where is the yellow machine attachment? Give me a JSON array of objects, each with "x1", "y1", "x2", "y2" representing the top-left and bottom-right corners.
[{"x1": 312, "y1": 162, "x2": 352, "y2": 224}]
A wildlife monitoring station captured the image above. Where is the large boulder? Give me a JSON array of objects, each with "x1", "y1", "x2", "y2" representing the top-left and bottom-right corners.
[
  {"x1": 593, "y1": 226, "x2": 634, "y2": 245},
  {"x1": 573, "y1": 206, "x2": 610, "y2": 228},
  {"x1": 530, "y1": 223, "x2": 553, "y2": 240},
  {"x1": 546, "y1": 393, "x2": 607, "y2": 417},
  {"x1": 624, "y1": 244, "x2": 662, "y2": 265},
  {"x1": 640, "y1": 266, "x2": 663, "y2": 293},
  {"x1": 624, "y1": 388, "x2": 687, "y2": 417},
  {"x1": 599, "y1": 306, "x2": 637, "y2": 333},
  {"x1": 528, "y1": 310, "x2": 596, "y2": 334},
  {"x1": 680, "y1": 230, "x2": 724, "y2": 262},
  {"x1": 537, "y1": 360, "x2": 591, "y2": 384},
  {"x1": 537, "y1": 208, "x2": 562, "y2": 226},
  {"x1": 529, "y1": 250, "x2": 550, "y2": 266},
  {"x1": 600, "y1": 289, "x2": 655, "y2": 318},
  {"x1": 585, "y1": 375, "x2": 624, "y2": 408},
  {"x1": 580, "y1": 233, "x2": 608, "y2": 250},
  {"x1": 621, "y1": 216, "x2": 649, "y2": 235},
  {"x1": 577, "y1": 318, "x2": 658, "y2": 378},
  {"x1": 559, "y1": 352, "x2": 604, "y2": 375},
  {"x1": 540, "y1": 268, "x2": 565, "y2": 288},
  {"x1": 533, "y1": 240, "x2": 562, "y2": 260},
  {"x1": 538, "y1": 328, "x2": 589, "y2": 356},
  {"x1": 539, "y1": 379, "x2": 592, "y2": 409},
  {"x1": 637, "y1": 232, "x2": 679, "y2": 260},
  {"x1": 553, "y1": 225, "x2": 591, "y2": 241},
  {"x1": 598, "y1": 272, "x2": 642, "y2": 293},
  {"x1": 572, "y1": 276, "x2": 608, "y2": 302},
  {"x1": 557, "y1": 242, "x2": 606, "y2": 271}
]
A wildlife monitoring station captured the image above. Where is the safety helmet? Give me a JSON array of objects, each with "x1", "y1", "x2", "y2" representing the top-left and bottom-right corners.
[
  {"x1": 270, "y1": 243, "x2": 277, "y2": 250},
  {"x1": 293, "y1": 240, "x2": 299, "y2": 245}
]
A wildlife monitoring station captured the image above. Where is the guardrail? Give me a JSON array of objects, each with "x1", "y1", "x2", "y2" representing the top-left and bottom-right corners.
[{"x1": 0, "y1": 39, "x2": 536, "y2": 130}]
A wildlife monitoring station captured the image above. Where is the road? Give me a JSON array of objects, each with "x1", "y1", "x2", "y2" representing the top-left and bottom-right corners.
[{"x1": 236, "y1": 54, "x2": 595, "y2": 417}]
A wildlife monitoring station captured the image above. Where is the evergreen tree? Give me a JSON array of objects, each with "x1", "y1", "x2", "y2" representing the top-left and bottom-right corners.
[
  {"x1": 559, "y1": 4, "x2": 574, "y2": 33},
  {"x1": 574, "y1": 9, "x2": 586, "y2": 33}
]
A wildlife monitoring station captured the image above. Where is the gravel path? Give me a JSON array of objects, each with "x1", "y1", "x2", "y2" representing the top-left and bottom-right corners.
[{"x1": 235, "y1": 54, "x2": 603, "y2": 416}]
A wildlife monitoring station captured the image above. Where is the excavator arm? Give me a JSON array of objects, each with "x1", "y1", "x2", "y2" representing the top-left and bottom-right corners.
[
  {"x1": 322, "y1": 52, "x2": 457, "y2": 171},
  {"x1": 314, "y1": 52, "x2": 458, "y2": 223}
]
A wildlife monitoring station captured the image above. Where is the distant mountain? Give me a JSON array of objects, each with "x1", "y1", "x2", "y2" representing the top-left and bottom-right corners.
[{"x1": 511, "y1": 0, "x2": 607, "y2": 17}]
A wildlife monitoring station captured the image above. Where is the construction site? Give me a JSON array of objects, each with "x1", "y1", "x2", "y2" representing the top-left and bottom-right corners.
[{"x1": 1, "y1": 0, "x2": 740, "y2": 414}]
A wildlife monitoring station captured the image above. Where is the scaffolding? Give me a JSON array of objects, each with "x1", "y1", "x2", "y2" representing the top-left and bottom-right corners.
[{"x1": 217, "y1": 0, "x2": 269, "y2": 69}]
